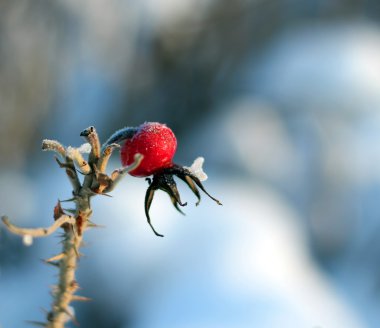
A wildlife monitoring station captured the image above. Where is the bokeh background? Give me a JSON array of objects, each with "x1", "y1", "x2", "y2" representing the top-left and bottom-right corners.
[{"x1": 1, "y1": 0, "x2": 380, "y2": 327}]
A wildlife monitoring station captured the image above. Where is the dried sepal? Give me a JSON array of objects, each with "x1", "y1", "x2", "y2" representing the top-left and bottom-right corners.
[
  {"x1": 169, "y1": 194, "x2": 186, "y2": 215},
  {"x1": 140, "y1": 158, "x2": 221, "y2": 236},
  {"x1": 186, "y1": 172, "x2": 222, "y2": 206},
  {"x1": 90, "y1": 164, "x2": 113, "y2": 194},
  {"x1": 144, "y1": 172, "x2": 190, "y2": 237},
  {"x1": 42, "y1": 139, "x2": 66, "y2": 158},
  {"x1": 97, "y1": 143, "x2": 120, "y2": 173},
  {"x1": 66, "y1": 146, "x2": 91, "y2": 175},
  {"x1": 80, "y1": 126, "x2": 101, "y2": 160},
  {"x1": 144, "y1": 184, "x2": 163, "y2": 237},
  {"x1": 178, "y1": 174, "x2": 201, "y2": 206},
  {"x1": 54, "y1": 201, "x2": 65, "y2": 220}
]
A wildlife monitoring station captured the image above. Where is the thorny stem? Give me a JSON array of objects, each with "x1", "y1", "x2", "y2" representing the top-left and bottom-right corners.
[
  {"x1": 2, "y1": 127, "x2": 141, "y2": 327},
  {"x1": 48, "y1": 195, "x2": 92, "y2": 328}
]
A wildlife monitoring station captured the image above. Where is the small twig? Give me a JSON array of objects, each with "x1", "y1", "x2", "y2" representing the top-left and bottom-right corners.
[
  {"x1": 105, "y1": 154, "x2": 143, "y2": 192},
  {"x1": 1, "y1": 215, "x2": 75, "y2": 238}
]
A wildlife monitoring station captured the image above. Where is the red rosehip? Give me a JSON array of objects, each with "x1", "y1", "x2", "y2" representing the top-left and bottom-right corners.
[{"x1": 120, "y1": 122, "x2": 177, "y2": 177}]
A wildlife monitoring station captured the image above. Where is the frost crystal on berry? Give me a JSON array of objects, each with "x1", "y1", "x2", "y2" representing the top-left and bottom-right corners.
[{"x1": 184, "y1": 157, "x2": 208, "y2": 181}]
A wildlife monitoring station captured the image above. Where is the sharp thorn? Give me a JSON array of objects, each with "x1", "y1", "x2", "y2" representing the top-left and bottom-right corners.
[
  {"x1": 45, "y1": 253, "x2": 65, "y2": 263},
  {"x1": 26, "y1": 321, "x2": 47, "y2": 327},
  {"x1": 99, "y1": 193, "x2": 113, "y2": 197},
  {"x1": 43, "y1": 261, "x2": 60, "y2": 268},
  {"x1": 72, "y1": 295, "x2": 92, "y2": 302},
  {"x1": 60, "y1": 198, "x2": 76, "y2": 203},
  {"x1": 87, "y1": 221, "x2": 105, "y2": 228}
]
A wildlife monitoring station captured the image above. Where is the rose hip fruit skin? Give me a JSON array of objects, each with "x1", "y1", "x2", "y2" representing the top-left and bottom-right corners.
[{"x1": 120, "y1": 122, "x2": 177, "y2": 177}]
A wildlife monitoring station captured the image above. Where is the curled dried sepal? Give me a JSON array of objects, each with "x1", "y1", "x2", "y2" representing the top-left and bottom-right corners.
[
  {"x1": 144, "y1": 186, "x2": 163, "y2": 237},
  {"x1": 54, "y1": 201, "x2": 66, "y2": 220},
  {"x1": 142, "y1": 158, "x2": 222, "y2": 237},
  {"x1": 98, "y1": 143, "x2": 120, "y2": 173},
  {"x1": 91, "y1": 165, "x2": 113, "y2": 194},
  {"x1": 144, "y1": 172, "x2": 189, "y2": 237},
  {"x1": 80, "y1": 126, "x2": 101, "y2": 159},
  {"x1": 1, "y1": 215, "x2": 76, "y2": 238},
  {"x1": 178, "y1": 166, "x2": 222, "y2": 206},
  {"x1": 42, "y1": 139, "x2": 66, "y2": 158},
  {"x1": 66, "y1": 146, "x2": 91, "y2": 174}
]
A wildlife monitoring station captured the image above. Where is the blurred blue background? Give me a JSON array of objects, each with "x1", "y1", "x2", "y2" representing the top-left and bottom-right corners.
[{"x1": 1, "y1": 0, "x2": 380, "y2": 327}]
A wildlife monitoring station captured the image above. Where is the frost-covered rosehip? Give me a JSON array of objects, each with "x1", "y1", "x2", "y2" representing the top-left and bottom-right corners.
[
  {"x1": 120, "y1": 122, "x2": 177, "y2": 177},
  {"x1": 103, "y1": 122, "x2": 222, "y2": 237}
]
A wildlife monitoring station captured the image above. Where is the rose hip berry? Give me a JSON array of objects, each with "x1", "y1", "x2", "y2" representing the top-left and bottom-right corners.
[
  {"x1": 103, "y1": 121, "x2": 222, "y2": 237},
  {"x1": 120, "y1": 122, "x2": 177, "y2": 177}
]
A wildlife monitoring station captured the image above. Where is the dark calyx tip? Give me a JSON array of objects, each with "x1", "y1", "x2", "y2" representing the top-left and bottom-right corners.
[
  {"x1": 80, "y1": 126, "x2": 94, "y2": 137},
  {"x1": 155, "y1": 232, "x2": 164, "y2": 237}
]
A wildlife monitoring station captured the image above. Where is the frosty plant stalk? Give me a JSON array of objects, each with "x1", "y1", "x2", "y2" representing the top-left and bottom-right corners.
[{"x1": 1, "y1": 123, "x2": 221, "y2": 327}]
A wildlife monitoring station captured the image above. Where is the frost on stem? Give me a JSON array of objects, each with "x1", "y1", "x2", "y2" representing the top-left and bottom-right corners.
[{"x1": 1, "y1": 126, "x2": 143, "y2": 328}]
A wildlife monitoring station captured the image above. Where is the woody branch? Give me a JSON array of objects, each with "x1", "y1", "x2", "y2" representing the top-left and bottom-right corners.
[{"x1": 1, "y1": 127, "x2": 142, "y2": 328}]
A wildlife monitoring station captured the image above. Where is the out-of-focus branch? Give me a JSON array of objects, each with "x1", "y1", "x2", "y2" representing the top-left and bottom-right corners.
[{"x1": 1, "y1": 215, "x2": 75, "y2": 238}]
